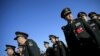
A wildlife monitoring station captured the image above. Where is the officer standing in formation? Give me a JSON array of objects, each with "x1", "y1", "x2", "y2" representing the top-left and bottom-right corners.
[
  {"x1": 88, "y1": 12, "x2": 100, "y2": 53},
  {"x1": 88, "y1": 12, "x2": 100, "y2": 30},
  {"x1": 43, "y1": 41, "x2": 55, "y2": 56},
  {"x1": 55, "y1": 36, "x2": 70, "y2": 56},
  {"x1": 61, "y1": 8, "x2": 82, "y2": 56},
  {"x1": 49, "y1": 35, "x2": 67, "y2": 56},
  {"x1": 5, "y1": 45, "x2": 20, "y2": 56},
  {"x1": 14, "y1": 31, "x2": 40, "y2": 56}
]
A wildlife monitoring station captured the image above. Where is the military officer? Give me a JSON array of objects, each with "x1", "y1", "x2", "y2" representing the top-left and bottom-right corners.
[
  {"x1": 14, "y1": 31, "x2": 40, "y2": 56},
  {"x1": 77, "y1": 12, "x2": 88, "y2": 21},
  {"x1": 55, "y1": 37, "x2": 70, "y2": 56},
  {"x1": 49, "y1": 35, "x2": 67, "y2": 56},
  {"x1": 88, "y1": 12, "x2": 100, "y2": 30},
  {"x1": 61, "y1": 8, "x2": 82, "y2": 56},
  {"x1": 5, "y1": 44, "x2": 19, "y2": 56},
  {"x1": 44, "y1": 41, "x2": 55, "y2": 56}
]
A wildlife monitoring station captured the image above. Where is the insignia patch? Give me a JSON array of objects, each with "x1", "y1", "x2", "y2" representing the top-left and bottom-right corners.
[
  {"x1": 55, "y1": 45, "x2": 57, "y2": 47},
  {"x1": 75, "y1": 22, "x2": 81, "y2": 27},
  {"x1": 29, "y1": 42, "x2": 33, "y2": 46},
  {"x1": 90, "y1": 23, "x2": 95, "y2": 27}
]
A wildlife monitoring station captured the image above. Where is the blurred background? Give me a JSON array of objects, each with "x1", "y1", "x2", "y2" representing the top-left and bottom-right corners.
[{"x1": 0, "y1": 0, "x2": 100, "y2": 55}]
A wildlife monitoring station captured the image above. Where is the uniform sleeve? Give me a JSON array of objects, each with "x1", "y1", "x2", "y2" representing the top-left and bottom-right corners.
[
  {"x1": 62, "y1": 26, "x2": 70, "y2": 39},
  {"x1": 57, "y1": 41, "x2": 67, "y2": 56},
  {"x1": 26, "y1": 39, "x2": 40, "y2": 56}
]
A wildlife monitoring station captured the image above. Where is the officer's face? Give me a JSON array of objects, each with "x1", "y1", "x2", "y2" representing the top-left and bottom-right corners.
[
  {"x1": 82, "y1": 16, "x2": 88, "y2": 21},
  {"x1": 92, "y1": 15, "x2": 97, "y2": 19},
  {"x1": 51, "y1": 38, "x2": 56, "y2": 44},
  {"x1": 7, "y1": 48, "x2": 14, "y2": 55},
  {"x1": 17, "y1": 37, "x2": 26, "y2": 45},
  {"x1": 44, "y1": 44, "x2": 49, "y2": 48},
  {"x1": 65, "y1": 13, "x2": 73, "y2": 21}
]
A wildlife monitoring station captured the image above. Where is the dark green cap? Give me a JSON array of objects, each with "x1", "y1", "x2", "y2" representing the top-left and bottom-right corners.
[
  {"x1": 5, "y1": 44, "x2": 16, "y2": 51},
  {"x1": 88, "y1": 12, "x2": 97, "y2": 18},
  {"x1": 61, "y1": 8, "x2": 71, "y2": 18},
  {"x1": 49, "y1": 35, "x2": 57, "y2": 40},
  {"x1": 44, "y1": 41, "x2": 49, "y2": 45},
  {"x1": 14, "y1": 31, "x2": 28, "y2": 40},
  {"x1": 77, "y1": 12, "x2": 87, "y2": 17}
]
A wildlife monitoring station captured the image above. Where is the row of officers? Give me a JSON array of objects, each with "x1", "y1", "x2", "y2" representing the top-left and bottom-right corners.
[
  {"x1": 60, "y1": 7, "x2": 100, "y2": 56},
  {"x1": 5, "y1": 7, "x2": 100, "y2": 56},
  {"x1": 5, "y1": 32, "x2": 67, "y2": 56}
]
